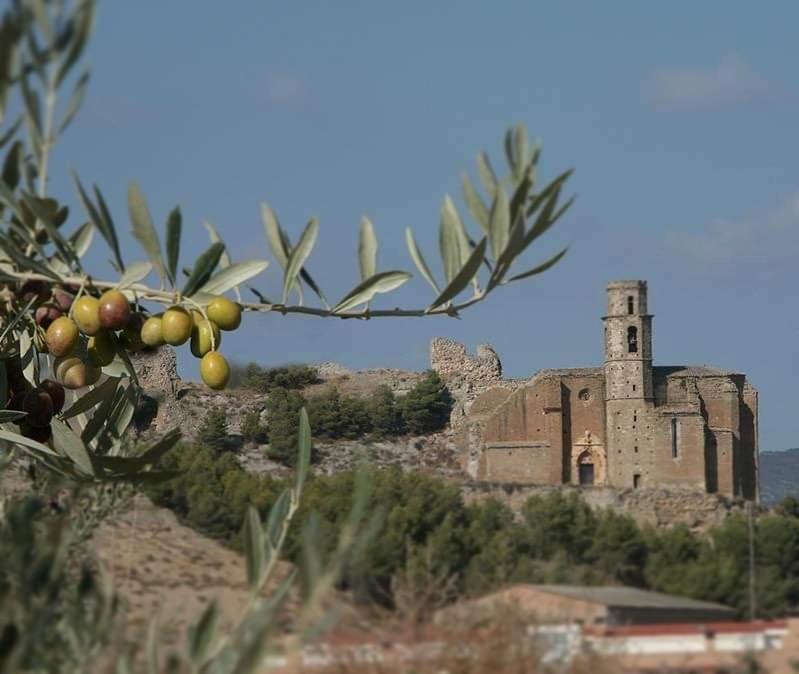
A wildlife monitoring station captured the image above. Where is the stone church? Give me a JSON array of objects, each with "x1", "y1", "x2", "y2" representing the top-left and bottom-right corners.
[{"x1": 434, "y1": 280, "x2": 758, "y2": 500}]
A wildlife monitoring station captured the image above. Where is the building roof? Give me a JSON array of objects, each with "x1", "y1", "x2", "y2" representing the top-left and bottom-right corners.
[
  {"x1": 532, "y1": 585, "x2": 734, "y2": 613},
  {"x1": 655, "y1": 366, "x2": 742, "y2": 378},
  {"x1": 536, "y1": 367, "x2": 605, "y2": 378}
]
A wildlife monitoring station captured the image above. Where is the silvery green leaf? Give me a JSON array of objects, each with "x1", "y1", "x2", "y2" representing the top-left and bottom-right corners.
[
  {"x1": 187, "y1": 600, "x2": 219, "y2": 665},
  {"x1": 22, "y1": 193, "x2": 79, "y2": 268},
  {"x1": 165, "y1": 206, "x2": 181, "y2": 286},
  {"x1": 69, "y1": 221, "x2": 94, "y2": 258},
  {"x1": 182, "y1": 242, "x2": 225, "y2": 297},
  {"x1": 2, "y1": 140, "x2": 21, "y2": 190},
  {"x1": 443, "y1": 195, "x2": 471, "y2": 266},
  {"x1": 506, "y1": 246, "x2": 569, "y2": 283},
  {"x1": 282, "y1": 217, "x2": 318, "y2": 304},
  {"x1": 58, "y1": 70, "x2": 90, "y2": 134},
  {"x1": 513, "y1": 124, "x2": 529, "y2": 175},
  {"x1": 118, "y1": 260, "x2": 152, "y2": 289},
  {"x1": 203, "y1": 220, "x2": 232, "y2": 268},
  {"x1": 265, "y1": 489, "x2": 291, "y2": 551},
  {"x1": 93, "y1": 184, "x2": 125, "y2": 270},
  {"x1": 128, "y1": 182, "x2": 166, "y2": 283},
  {"x1": 0, "y1": 175, "x2": 25, "y2": 222},
  {"x1": 331, "y1": 270, "x2": 412, "y2": 313},
  {"x1": 0, "y1": 427, "x2": 60, "y2": 457},
  {"x1": 50, "y1": 418, "x2": 95, "y2": 476},
  {"x1": 61, "y1": 376, "x2": 120, "y2": 420},
  {"x1": 358, "y1": 216, "x2": 377, "y2": 281},
  {"x1": 0, "y1": 410, "x2": 25, "y2": 423},
  {"x1": 428, "y1": 237, "x2": 487, "y2": 311},
  {"x1": 197, "y1": 259, "x2": 269, "y2": 295},
  {"x1": 243, "y1": 506, "x2": 265, "y2": 591},
  {"x1": 462, "y1": 174, "x2": 489, "y2": 234},
  {"x1": 439, "y1": 197, "x2": 464, "y2": 284},
  {"x1": 73, "y1": 174, "x2": 124, "y2": 271},
  {"x1": 488, "y1": 187, "x2": 510, "y2": 262},
  {"x1": 405, "y1": 228, "x2": 440, "y2": 294},
  {"x1": 261, "y1": 202, "x2": 289, "y2": 267},
  {"x1": 476, "y1": 151, "x2": 498, "y2": 197},
  {"x1": 56, "y1": 1, "x2": 95, "y2": 86},
  {"x1": 0, "y1": 119, "x2": 22, "y2": 151},
  {"x1": 487, "y1": 210, "x2": 526, "y2": 290}
]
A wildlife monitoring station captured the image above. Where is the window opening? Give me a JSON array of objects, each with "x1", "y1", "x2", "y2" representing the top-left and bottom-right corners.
[{"x1": 627, "y1": 326, "x2": 638, "y2": 353}]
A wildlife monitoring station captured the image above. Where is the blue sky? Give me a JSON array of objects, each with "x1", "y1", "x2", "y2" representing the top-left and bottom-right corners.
[{"x1": 46, "y1": 2, "x2": 798, "y2": 451}]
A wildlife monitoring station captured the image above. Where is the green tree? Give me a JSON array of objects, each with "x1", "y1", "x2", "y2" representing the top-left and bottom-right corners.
[
  {"x1": 266, "y1": 387, "x2": 307, "y2": 464},
  {"x1": 307, "y1": 387, "x2": 344, "y2": 440},
  {"x1": 241, "y1": 410, "x2": 267, "y2": 446},
  {"x1": 399, "y1": 371, "x2": 454, "y2": 434},
  {"x1": 369, "y1": 385, "x2": 404, "y2": 438},
  {"x1": 198, "y1": 407, "x2": 229, "y2": 452}
]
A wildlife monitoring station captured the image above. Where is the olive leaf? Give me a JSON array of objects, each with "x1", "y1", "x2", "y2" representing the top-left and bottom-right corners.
[
  {"x1": 50, "y1": 418, "x2": 95, "y2": 476},
  {"x1": 165, "y1": 206, "x2": 182, "y2": 286},
  {"x1": 73, "y1": 173, "x2": 124, "y2": 271},
  {"x1": 488, "y1": 187, "x2": 510, "y2": 262},
  {"x1": 331, "y1": 271, "x2": 412, "y2": 314},
  {"x1": 243, "y1": 507, "x2": 266, "y2": 591},
  {"x1": 197, "y1": 259, "x2": 269, "y2": 296},
  {"x1": 61, "y1": 376, "x2": 120, "y2": 420},
  {"x1": 358, "y1": 216, "x2": 377, "y2": 281},
  {"x1": 58, "y1": 69, "x2": 90, "y2": 134},
  {"x1": 118, "y1": 260, "x2": 153, "y2": 289},
  {"x1": 506, "y1": 246, "x2": 570, "y2": 283},
  {"x1": 282, "y1": 217, "x2": 318, "y2": 304},
  {"x1": 476, "y1": 151, "x2": 498, "y2": 197},
  {"x1": 405, "y1": 227, "x2": 440, "y2": 293},
  {"x1": 128, "y1": 182, "x2": 166, "y2": 284},
  {"x1": 69, "y1": 221, "x2": 94, "y2": 258},
  {"x1": 462, "y1": 173, "x2": 489, "y2": 234},
  {"x1": 428, "y1": 237, "x2": 487, "y2": 311},
  {"x1": 182, "y1": 242, "x2": 225, "y2": 297}
]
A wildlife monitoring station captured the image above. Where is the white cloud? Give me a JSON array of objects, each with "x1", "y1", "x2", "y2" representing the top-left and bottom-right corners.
[
  {"x1": 646, "y1": 53, "x2": 783, "y2": 111},
  {"x1": 261, "y1": 71, "x2": 310, "y2": 107},
  {"x1": 668, "y1": 191, "x2": 799, "y2": 266}
]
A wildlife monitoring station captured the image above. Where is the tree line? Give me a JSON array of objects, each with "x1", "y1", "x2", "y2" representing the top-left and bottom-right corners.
[
  {"x1": 146, "y1": 441, "x2": 799, "y2": 618},
  {"x1": 198, "y1": 369, "x2": 455, "y2": 464}
]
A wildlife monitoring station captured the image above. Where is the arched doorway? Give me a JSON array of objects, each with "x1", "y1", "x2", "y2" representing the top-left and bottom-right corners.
[
  {"x1": 571, "y1": 430, "x2": 607, "y2": 486},
  {"x1": 578, "y1": 451, "x2": 595, "y2": 485}
]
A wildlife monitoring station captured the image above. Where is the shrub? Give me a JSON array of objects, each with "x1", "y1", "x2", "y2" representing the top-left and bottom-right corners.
[
  {"x1": 266, "y1": 387, "x2": 307, "y2": 465},
  {"x1": 399, "y1": 371, "x2": 454, "y2": 434},
  {"x1": 369, "y1": 385, "x2": 404, "y2": 438},
  {"x1": 230, "y1": 362, "x2": 319, "y2": 393},
  {"x1": 241, "y1": 410, "x2": 268, "y2": 445},
  {"x1": 197, "y1": 407, "x2": 229, "y2": 452}
]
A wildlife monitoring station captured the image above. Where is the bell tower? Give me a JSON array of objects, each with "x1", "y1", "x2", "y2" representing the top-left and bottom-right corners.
[{"x1": 603, "y1": 280, "x2": 653, "y2": 401}]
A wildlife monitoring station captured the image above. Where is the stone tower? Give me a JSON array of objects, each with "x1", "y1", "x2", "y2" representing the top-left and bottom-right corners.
[
  {"x1": 603, "y1": 280, "x2": 653, "y2": 401},
  {"x1": 604, "y1": 280, "x2": 654, "y2": 487}
]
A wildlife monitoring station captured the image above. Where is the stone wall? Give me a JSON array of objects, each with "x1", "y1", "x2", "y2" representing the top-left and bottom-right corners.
[
  {"x1": 430, "y1": 338, "x2": 508, "y2": 431},
  {"x1": 461, "y1": 481, "x2": 746, "y2": 531}
]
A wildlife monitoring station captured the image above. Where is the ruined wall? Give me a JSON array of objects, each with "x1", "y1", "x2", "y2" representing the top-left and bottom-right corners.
[{"x1": 430, "y1": 338, "x2": 509, "y2": 431}]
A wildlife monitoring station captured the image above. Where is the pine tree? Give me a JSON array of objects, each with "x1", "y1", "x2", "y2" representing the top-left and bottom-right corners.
[
  {"x1": 241, "y1": 410, "x2": 267, "y2": 446},
  {"x1": 266, "y1": 387, "x2": 306, "y2": 465},
  {"x1": 369, "y1": 385, "x2": 404, "y2": 438},
  {"x1": 399, "y1": 371, "x2": 454, "y2": 434},
  {"x1": 198, "y1": 407, "x2": 229, "y2": 452}
]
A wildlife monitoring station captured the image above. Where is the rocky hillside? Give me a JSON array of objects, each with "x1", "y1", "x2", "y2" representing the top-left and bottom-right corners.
[{"x1": 759, "y1": 449, "x2": 799, "y2": 505}]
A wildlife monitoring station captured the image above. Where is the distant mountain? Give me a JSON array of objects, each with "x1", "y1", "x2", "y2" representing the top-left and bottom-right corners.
[{"x1": 760, "y1": 449, "x2": 799, "y2": 505}]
